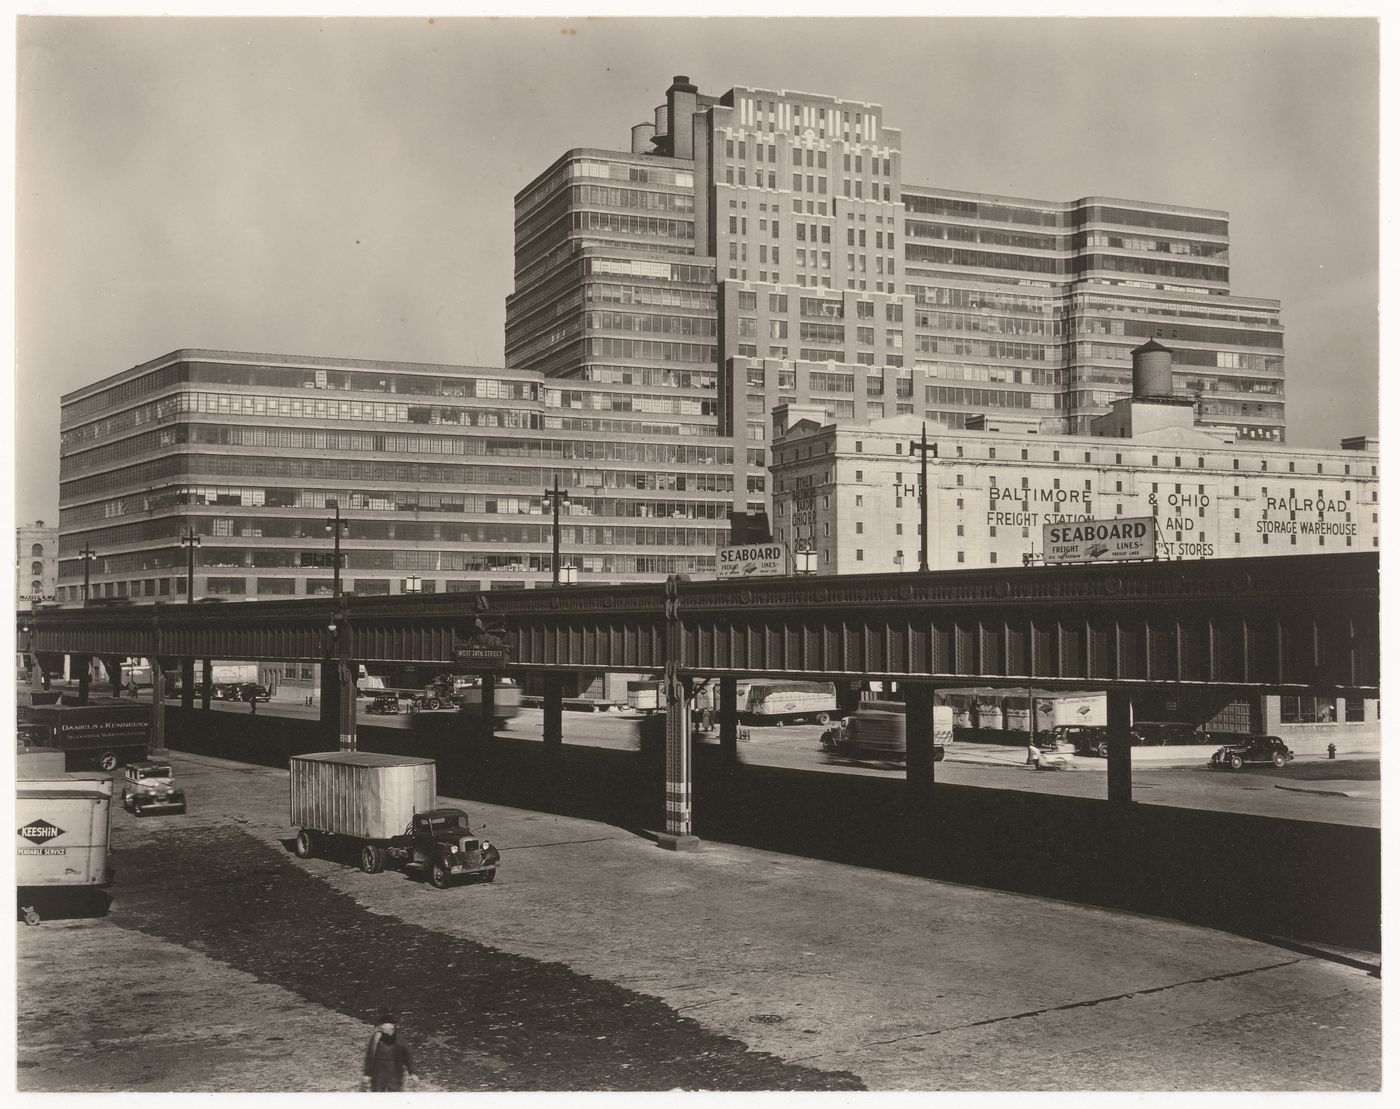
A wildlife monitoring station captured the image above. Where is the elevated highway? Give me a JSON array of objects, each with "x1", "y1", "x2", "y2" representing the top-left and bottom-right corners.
[{"x1": 19, "y1": 552, "x2": 1379, "y2": 846}]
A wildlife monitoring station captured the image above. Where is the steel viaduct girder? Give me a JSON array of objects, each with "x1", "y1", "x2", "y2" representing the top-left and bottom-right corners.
[{"x1": 17, "y1": 552, "x2": 1378, "y2": 696}]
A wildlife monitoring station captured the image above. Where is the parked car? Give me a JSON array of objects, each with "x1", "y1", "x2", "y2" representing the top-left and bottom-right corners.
[
  {"x1": 1056, "y1": 724, "x2": 1111, "y2": 757},
  {"x1": 365, "y1": 694, "x2": 402, "y2": 715},
  {"x1": 121, "y1": 760, "x2": 187, "y2": 816},
  {"x1": 1129, "y1": 720, "x2": 1200, "y2": 746},
  {"x1": 1208, "y1": 735, "x2": 1294, "y2": 771},
  {"x1": 233, "y1": 683, "x2": 271, "y2": 702}
]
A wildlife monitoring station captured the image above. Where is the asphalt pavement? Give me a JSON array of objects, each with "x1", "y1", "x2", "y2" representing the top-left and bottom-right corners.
[{"x1": 15, "y1": 751, "x2": 1381, "y2": 1092}]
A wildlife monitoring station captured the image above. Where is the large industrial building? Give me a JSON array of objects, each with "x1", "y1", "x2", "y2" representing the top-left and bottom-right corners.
[
  {"x1": 58, "y1": 75, "x2": 1310, "y2": 600},
  {"x1": 769, "y1": 341, "x2": 1378, "y2": 577}
]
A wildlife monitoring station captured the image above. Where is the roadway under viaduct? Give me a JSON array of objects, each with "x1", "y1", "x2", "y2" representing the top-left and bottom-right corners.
[{"x1": 19, "y1": 552, "x2": 1379, "y2": 850}]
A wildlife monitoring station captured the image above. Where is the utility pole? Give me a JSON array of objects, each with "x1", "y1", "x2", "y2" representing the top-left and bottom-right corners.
[
  {"x1": 179, "y1": 529, "x2": 201, "y2": 602},
  {"x1": 325, "y1": 502, "x2": 350, "y2": 598},
  {"x1": 78, "y1": 545, "x2": 98, "y2": 601},
  {"x1": 542, "y1": 475, "x2": 570, "y2": 585},
  {"x1": 895, "y1": 423, "x2": 937, "y2": 572}
]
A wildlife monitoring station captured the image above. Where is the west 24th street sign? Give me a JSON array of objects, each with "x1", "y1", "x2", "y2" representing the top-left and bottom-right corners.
[{"x1": 1043, "y1": 517, "x2": 1156, "y2": 564}]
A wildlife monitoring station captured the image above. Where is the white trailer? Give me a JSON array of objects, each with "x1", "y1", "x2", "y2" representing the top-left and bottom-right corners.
[
  {"x1": 742, "y1": 680, "x2": 839, "y2": 726},
  {"x1": 289, "y1": 752, "x2": 499, "y2": 886},
  {"x1": 17, "y1": 775, "x2": 114, "y2": 924}
]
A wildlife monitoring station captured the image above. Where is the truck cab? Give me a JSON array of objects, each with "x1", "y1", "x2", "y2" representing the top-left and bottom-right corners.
[{"x1": 404, "y1": 808, "x2": 500, "y2": 888}]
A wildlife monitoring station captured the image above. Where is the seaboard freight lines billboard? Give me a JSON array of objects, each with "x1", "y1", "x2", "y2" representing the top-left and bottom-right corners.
[
  {"x1": 716, "y1": 543, "x2": 787, "y2": 579},
  {"x1": 1043, "y1": 517, "x2": 1155, "y2": 565}
]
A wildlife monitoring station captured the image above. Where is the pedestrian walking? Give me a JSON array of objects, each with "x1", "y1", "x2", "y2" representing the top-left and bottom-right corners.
[
  {"x1": 249, "y1": 694, "x2": 257, "y2": 714},
  {"x1": 361, "y1": 1011, "x2": 416, "y2": 1092},
  {"x1": 1026, "y1": 740, "x2": 1042, "y2": 769}
]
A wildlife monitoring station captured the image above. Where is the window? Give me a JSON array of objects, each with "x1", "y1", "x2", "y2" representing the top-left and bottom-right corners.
[
  {"x1": 1345, "y1": 697, "x2": 1366, "y2": 723},
  {"x1": 1280, "y1": 696, "x2": 1337, "y2": 724},
  {"x1": 855, "y1": 549, "x2": 864, "y2": 562}
]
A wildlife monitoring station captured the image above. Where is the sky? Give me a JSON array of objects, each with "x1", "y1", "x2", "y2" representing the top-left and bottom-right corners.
[{"x1": 11, "y1": 14, "x2": 1381, "y2": 526}]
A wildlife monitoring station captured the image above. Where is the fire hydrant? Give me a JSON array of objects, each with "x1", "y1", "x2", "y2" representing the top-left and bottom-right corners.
[{"x1": 1327, "y1": 743, "x2": 1337, "y2": 760}]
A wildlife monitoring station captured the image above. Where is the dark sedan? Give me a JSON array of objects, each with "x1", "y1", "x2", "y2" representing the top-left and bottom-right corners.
[{"x1": 1208, "y1": 735, "x2": 1295, "y2": 771}]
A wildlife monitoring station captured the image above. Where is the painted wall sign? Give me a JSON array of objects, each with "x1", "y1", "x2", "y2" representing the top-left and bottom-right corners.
[
  {"x1": 716, "y1": 544, "x2": 786, "y2": 579},
  {"x1": 1043, "y1": 517, "x2": 1155, "y2": 564}
]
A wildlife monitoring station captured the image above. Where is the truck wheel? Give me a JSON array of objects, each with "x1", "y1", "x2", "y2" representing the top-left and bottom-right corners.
[
  {"x1": 816, "y1": 713, "x2": 831, "y2": 725},
  {"x1": 98, "y1": 751, "x2": 118, "y2": 771},
  {"x1": 294, "y1": 830, "x2": 314, "y2": 859},
  {"x1": 429, "y1": 862, "x2": 451, "y2": 889},
  {"x1": 1229, "y1": 754, "x2": 1244, "y2": 771},
  {"x1": 359, "y1": 844, "x2": 386, "y2": 874},
  {"x1": 1095, "y1": 741, "x2": 1110, "y2": 758},
  {"x1": 424, "y1": 698, "x2": 439, "y2": 711},
  {"x1": 23, "y1": 909, "x2": 41, "y2": 926}
]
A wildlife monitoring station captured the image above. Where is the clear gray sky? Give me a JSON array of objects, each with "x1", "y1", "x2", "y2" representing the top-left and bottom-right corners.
[{"x1": 14, "y1": 16, "x2": 1380, "y2": 525}]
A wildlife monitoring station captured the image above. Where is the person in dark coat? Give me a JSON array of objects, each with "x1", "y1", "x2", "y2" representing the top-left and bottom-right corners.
[{"x1": 361, "y1": 1011, "x2": 416, "y2": 1092}]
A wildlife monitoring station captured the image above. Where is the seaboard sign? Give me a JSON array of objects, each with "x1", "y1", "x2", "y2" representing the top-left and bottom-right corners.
[
  {"x1": 716, "y1": 543, "x2": 786, "y2": 579},
  {"x1": 1043, "y1": 517, "x2": 1155, "y2": 565}
]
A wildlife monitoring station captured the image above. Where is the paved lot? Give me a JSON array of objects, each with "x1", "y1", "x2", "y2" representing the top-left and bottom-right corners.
[{"x1": 16, "y1": 752, "x2": 1380, "y2": 1092}]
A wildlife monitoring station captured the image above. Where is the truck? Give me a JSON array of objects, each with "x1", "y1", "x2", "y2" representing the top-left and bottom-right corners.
[
  {"x1": 1034, "y1": 692, "x2": 1106, "y2": 731},
  {"x1": 741, "y1": 680, "x2": 839, "y2": 726},
  {"x1": 289, "y1": 751, "x2": 500, "y2": 888},
  {"x1": 16, "y1": 773, "x2": 114, "y2": 925},
  {"x1": 626, "y1": 679, "x2": 664, "y2": 715},
  {"x1": 16, "y1": 700, "x2": 151, "y2": 771},
  {"x1": 453, "y1": 676, "x2": 522, "y2": 728},
  {"x1": 820, "y1": 700, "x2": 953, "y2": 763}
]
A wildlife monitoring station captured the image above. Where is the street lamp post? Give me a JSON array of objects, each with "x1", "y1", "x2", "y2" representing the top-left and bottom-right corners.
[
  {"x1": 78, "y1": 545, "x2": 98, "y2": 601},
  {"x1": 794, "y1": 544, "x2": 817, "y2": 575},
  {"x1": 560, "y1": 564, "x2": 578, "y2": 586},
  {"x1": 324, "y1": 503, "x2": 350, "y2": 598},
  {"x1": 179, "y1": 529, "x2": 201, "y2": 603},
  {"x1": 906, "y1": 422, "x2": 937, "y2": 572},
  {"x1": 542, "y1": 475, "x2": 571, "y2": 585},
  {"x1": 404, "y1": 573, "x2": 421, "y2": 594}
]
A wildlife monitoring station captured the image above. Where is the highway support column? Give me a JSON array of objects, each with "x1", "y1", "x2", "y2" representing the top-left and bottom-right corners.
[
  {"x1": 201, "y1": 659, "x2": 213, "y2": 710},
  {"x1": 1106, "y1": 688, "x2": 1133, "y2": 805},
  {"x1": 150, "y1": 663, "x2": 167, "y2": 756},
  {"x1": 718, "y1": 676, "x2": 738, "y2": 765},
  {"x1": 904, "y1": 682, "x2": 937, "y2": 806},
  {"x1": 338, "y1": 659, "x2": 357, "y2": 751},
  {"x1": 479, "y1": 674, "x2": 496, "y2": 734},
  {"x1": 657, "y1": 574, "x2": 698, "y2": 851},
  {"x1": 319, "y1": 660, "x2": 340, "y2": 744},
  {"x1": 75, "y1": 654, "x2": 91, "y2": 705},
  {"x1": 181, "y1": 659, "x2": 195, "y2": 710},
  {"x1": 542, "y1": 672, "x2": 564, "y2": 752},
  {"x1": 107, "y1": 655, "x2": 124, "y2": 697}
]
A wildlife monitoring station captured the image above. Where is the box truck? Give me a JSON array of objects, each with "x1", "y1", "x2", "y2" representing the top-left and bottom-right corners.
[
  {"x1": 821, "y1": 701, "x2": 952, "y2": 763},
  {"x1": 289, "y1": 751, "x2": 500, "y2": 888},
  {"x1": 17, "y1": 700, "x2": 150, "y2": 771},
  {"x1": 17, "y1": 775, "x2": 114, "y2": 925},
  {"x1": 741, "y1": 680, "x2": 839, "y2": 726}
]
